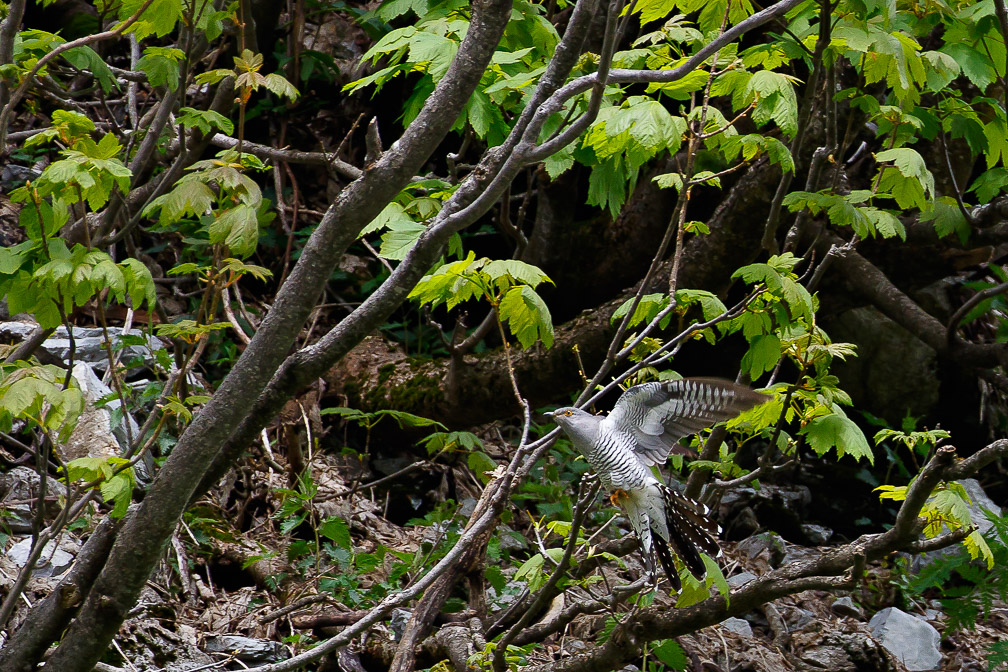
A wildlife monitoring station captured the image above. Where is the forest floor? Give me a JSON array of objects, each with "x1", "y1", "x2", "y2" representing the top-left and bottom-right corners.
[{"x1": 5, "y1": 440, "x2": 1006, "y2": 672}]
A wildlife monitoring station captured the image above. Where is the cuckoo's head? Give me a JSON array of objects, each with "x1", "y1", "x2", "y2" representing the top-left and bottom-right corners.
[{"x1": 545, "y1": 407, "x2": 600, "y2": 443}]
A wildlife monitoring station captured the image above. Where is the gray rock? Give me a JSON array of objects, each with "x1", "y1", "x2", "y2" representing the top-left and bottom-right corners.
[
  {"x1": 204, "y1": 635, "x2": 288, "y2": 662},
  {"x1": 728, "y1": 571, "x2": 758, "y2": 588},
  {"x1": 459, "y1": 497, "x2": 478, "y2": 517},
  {"x1": 802, "y1": 523, "x2": 834, "y2": 545},
  {"x1": 788, "y1": 608, "x2": 816, "y2": 630},
  {"x1": 868, "y1": 607, "x2": 941, "y2": 671},
  {"x1": 720, "y1": 617, "x2": 753, "y2": 637},
  {"x1": 831, "y1": 596, "x2": 863, "y2": 619},
  {"x1": 737, "y1": 531, "x2": 787, "y2": 566},
  {"x1": 497, "y1": 525, "x2": 527, "y2": 553},
  {"x1": 0, "y1": 322, "x2": 165, "y2": 372},
  {"x1": 390, "y1": 608, "x2": 412, "y2": 641},
  {"x1": 825, "y1": 306, "x2": 939, "y2": 420},
  {"x1": 7, "y1": 537, "x2": 75, "y2": 577},
  {"x1": 0, "y1": 467, "x2": 68, "y2": 531},
  {"x1": 796, "y1": 630, "x2": 895, "y2": 672},
  {"x1": 61, "y1": 363, "x2": 152, "y2": 482}
]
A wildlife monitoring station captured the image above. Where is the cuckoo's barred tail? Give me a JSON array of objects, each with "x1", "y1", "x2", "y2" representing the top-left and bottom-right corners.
[{"x1": 658, "y1": 485, "x2": 721, "y2": 584}]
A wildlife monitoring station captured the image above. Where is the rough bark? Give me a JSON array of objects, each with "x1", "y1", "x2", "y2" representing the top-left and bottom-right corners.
[
  {"x1": 37, "y1": 0, "x2": 514, "y2": 668},
  {"x1": 0, "y1": 515, "x2": 120, "y2": 671}
]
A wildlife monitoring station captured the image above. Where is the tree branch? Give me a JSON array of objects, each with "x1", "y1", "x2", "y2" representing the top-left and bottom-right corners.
[{"x1": 524, "y1": 441, "x2": 1007, "y2": 672}]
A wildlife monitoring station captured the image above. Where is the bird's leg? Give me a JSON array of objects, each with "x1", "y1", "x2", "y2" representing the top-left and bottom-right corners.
[
  {"x1": 642, "y1": 550, "x2": 662, "y2": 596},
  {"x1": 609, "y1": 488, "x2": 629, "y2": 507}
]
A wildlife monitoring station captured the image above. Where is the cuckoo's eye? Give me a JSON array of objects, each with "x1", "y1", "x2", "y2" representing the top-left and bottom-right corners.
[{"x1": 563, "y1": 409, "x2": 573, "y2": 416}]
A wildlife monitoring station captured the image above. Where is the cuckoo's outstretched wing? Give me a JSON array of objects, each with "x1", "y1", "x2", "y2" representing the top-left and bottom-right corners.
[{"x1": 601, "y1": 378, "x2": 768, "y2": 466}]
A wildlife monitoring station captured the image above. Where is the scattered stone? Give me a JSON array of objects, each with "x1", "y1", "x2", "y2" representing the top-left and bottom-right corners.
[
  {"x1": 459, "y1": 497, "x2": 478, "y2": 517},
  {"x1": 720, "y1": 617, "x2": 753, "y2": 637},
  {"x1": 868, "y1": 606, "x2": 941, "y2": 671},
  {"x1": 831, "y1": 596, "x2": 863, "y2": 619},
  {"x1": 204, "y1": 635, "x2": 288, "y2": 663},
  {"x1": 61, "y1": 363, "x2": 153, "y2": 482},
  {"x1": 802, "y1": 523, "x2": 834, "y2": 545},
  {"x1": 497, "y1": 526, "x2": 527, "y2": 553},
  {"x1": 0, "y1": 322, "x2": 165, "y2": 372},
  {"x1": 7, "y1": 537, "x2": 75, "y2": 577},
  {"x1": 390, "y1": 608, "x2": 412, "y2": 641},
  {"x1": 793, "y1": 628, "x2": 896, "y2": 672},
  {"x1": 0, "y1": 467, "x2": 68, "y2": 531},
  {"x1": 721, "y1": 484, "x2": 811, "y2": 536},
  {"x1": 727, "y1": 571, "x2": 758, "y2": 588},
  {"x1": 787, "y1": 608, "x2": 816, "y2": 630},
  {"x1": 737, "y1": 532, "x2": 786, "y2": 567},
  {"x1": 921, "y1": 608, "x2": 943, "y2": 623}
]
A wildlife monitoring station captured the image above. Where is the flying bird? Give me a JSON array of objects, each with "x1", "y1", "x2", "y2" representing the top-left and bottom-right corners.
[{"x1": 546, "y1": 378, "x2": 767, "y2": 590}]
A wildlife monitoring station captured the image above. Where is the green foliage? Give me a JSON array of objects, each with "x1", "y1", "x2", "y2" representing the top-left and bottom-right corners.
[
  {"x1": 230, "y1": 50, "x2": 301, "y2": 102},
  {"x1": 876, "y1": 481, "x2": 994, "y2": 569},
  {"x1": 409, "y1": 252, "x2": 555, "y2": 349},
  {"x1": 144, "y1": 150, "x2": 273, "y2": 258},
  {"x1": 990, "y1": 641, "x2": 1008, "y2": 672},
  {"x1": 137, "y1": 46, "x2": 184, "y2": 90},
  {"x1": 801, "y1": 408, "x2": 874, "y2": 465},
  {"x1": 321, "y1": 406, "x2": 447, "y2": 431},
  {"x1": 892, "y1": 511, "x2": 1008, "y2": 635},
  {"x1": 64, "y1": 456, "x2": 136, "y2": 518},
  {"x1": 648, "y1": 639, "x2": 688, "y2": 671},
  {"x1": 0, "y1": 363, "x2": 83, "y2": 441},
  {"x1": 177, "y1": 107, "x2": 235, "y2": 136}
]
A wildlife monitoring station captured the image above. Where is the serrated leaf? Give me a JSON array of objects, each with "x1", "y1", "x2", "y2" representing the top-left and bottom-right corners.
[
  {"x1": 499, "y1": 285, "x2": 554, "y2": 349},
  {"x1": 741, "y1": 333, "x2": 781, "y2": 379},
  {"x1": 320, "y1": 516, "x2": 352, "y2": 549},
  {"x1": 379, "y1": 219, "x2": 426, "y2": 260},
  {"x1": 801, "y1": 411, "x2": 874, "y2": 464},
  {"x1": 209, "y1": 204, "x2": 259, "y2": 257}
]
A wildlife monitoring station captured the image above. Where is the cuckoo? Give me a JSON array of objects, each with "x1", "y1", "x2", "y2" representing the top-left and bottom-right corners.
[{"x1": 546, "y1": 378, "x2": 767, "y2": 590}]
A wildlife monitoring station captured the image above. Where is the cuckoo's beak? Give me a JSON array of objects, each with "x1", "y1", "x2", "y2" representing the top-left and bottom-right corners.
[{"x1": 543, "y1": 410, "x2": 555, "y2": 418}]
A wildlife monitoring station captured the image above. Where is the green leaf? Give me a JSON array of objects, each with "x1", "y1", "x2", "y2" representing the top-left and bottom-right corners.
[
  {"x1": 467, "y1": 451, "x2": 497, "y2": 483},
  {"x1": 320, "y1": 516, "x2": 352, "y2": 549},
  {"x1": 379, "y1": 219, "x2": 426, "y2": 260},
  {"x1": 408, "y1": 252, "x2": 486, "y2": 308},
  {"x1": 261, "y1": 73, "x2": 300, "y2": 100},
  {"x1": 137, "y1": 46, "x2": 183, "y2": 90},
  {"x1": 209, "y1": 204, "x2": 259, "y2": 257},
  {"x1": 801, "y1": 411, "x2": 874, "y2": 465},
  {"x1": 612, "y1": 293, "x2": 669, "y2": 328},
  {"x1": 373, "y1": 408, "x2": 446, "y2": 429},
  {"x1": 875, "y1": 147, "x2": 934, "y2": 209},
  {"x1": 118, "y1": 0, "x2": 183, "y2": 39},
  {"x1": 968, "y1": 167, "x2": 1008, "y2": 204},
  {"x1": 482, "y1": 259, "x2": 552, "y2": 289},
  {"x1": 177, "y1": 107, "x2": 234, "y2": 135},
  {"x1": 651, "y1": 639, "x2": 688, "y2": 669},
  {"x1": 499, "y1": 285, "x2": 554, "y2": 349},
  {"x1": 741, "y1": 334, "x2": 781, "y2": 379},
  {"x1": 745, "y1": 70, "x2": 798, "y2": 137},
  {"x1": 62, "y1": 46, "x2": 117, "y2": 92}
]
